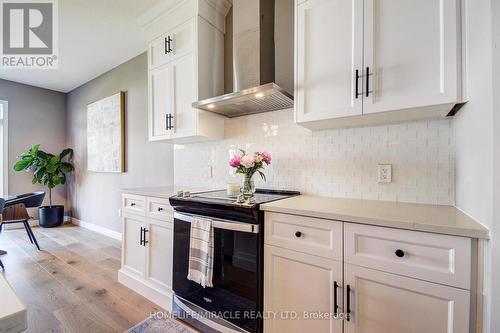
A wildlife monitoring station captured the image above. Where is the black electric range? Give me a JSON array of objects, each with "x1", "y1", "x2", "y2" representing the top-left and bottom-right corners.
[{"x1": 169, "y1": 189, "x2": 299, "y2": 333}]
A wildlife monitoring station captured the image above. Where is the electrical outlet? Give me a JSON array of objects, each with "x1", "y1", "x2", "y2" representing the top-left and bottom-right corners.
[
  {"x1": 118, "y1": 208, "x2": 122, "y2": 217},
  {"x1": 377, "y1": 164, "x2": 392, "y2": 183}
]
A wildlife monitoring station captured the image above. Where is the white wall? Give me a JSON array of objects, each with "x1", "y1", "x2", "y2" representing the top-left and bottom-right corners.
[
  {"x1": 454, "y1": 0, "x2": 496, "y2": 332},
  {"x1": 175, "y1": 109, "x2": 455, "y2": 205},
  {"x1": 489, "y1": 0, "x2": 500, "y2": 331}
]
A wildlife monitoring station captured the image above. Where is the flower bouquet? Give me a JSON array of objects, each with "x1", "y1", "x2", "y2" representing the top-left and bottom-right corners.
[{"x1": 229, "y1": 149, "x2": 272, "y2": 198}]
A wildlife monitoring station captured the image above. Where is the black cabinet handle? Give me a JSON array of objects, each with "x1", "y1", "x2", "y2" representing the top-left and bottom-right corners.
[
  {"x1": 165, "y1": 114, "x2": 169, "y2": 131},
  {"x1": 355, "y1": 69, "x2": 361, "y2": 99},
  {"x1": 333, "y1": 281, "x2": 339, "y2": 315},
  {"x1": 130, "y1": 202, "x2": 136, "y2": 207},
  {"x1": 395, "y1": 249, "x2": 405, "y2": 258},
  {"x1": 366, "y1": 67, "x2": 371, "y2": 97},
  {"x1": 165, "y1": 36, "x2": 173, "y2": 54},
  {"x1": 143, "y1": 228, "x2": 149, "y2": 246},
  {"x1": 295, "y1": 231, "x2": 302, "y2": 238},
  {"x1": 140, "y1": 227, "x2": 144, "y2": 246},
  {"x1": 158, "y1": 207, "x2": 164, "y2": 212},
  {"x1": 167, "y1": 114, "x2": 174, "y2": 130},
  {"x1": 346, "y1": 284, "x2": 351, "y2": 322}
]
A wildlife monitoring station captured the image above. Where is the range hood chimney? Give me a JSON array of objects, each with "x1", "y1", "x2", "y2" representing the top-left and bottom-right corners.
[{"x1": 192, "y1": 0, "x2": 294, "y2": 117}]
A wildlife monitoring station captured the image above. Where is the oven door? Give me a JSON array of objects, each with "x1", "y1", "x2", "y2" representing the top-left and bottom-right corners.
[{"x1": 173, "y1": 211, "x2": 262, "y2": 333}]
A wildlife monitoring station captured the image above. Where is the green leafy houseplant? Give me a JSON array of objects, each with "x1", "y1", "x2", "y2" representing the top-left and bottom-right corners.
[{"x1": 13, "y1": 144, "x2": 74, "y2": 207}]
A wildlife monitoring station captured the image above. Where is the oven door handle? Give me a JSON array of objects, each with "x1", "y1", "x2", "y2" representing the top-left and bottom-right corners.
[{"x1": 174, "y1": 212, "x2": 259, "y2": 234}]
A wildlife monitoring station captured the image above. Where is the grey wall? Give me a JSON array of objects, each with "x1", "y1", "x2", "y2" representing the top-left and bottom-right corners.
[
  {"x1": 0, "y1": 79, "x2": 67, "y2": 215},
  {"x1": 66, "y1": 53, "x2": 174, "y2": 232}
]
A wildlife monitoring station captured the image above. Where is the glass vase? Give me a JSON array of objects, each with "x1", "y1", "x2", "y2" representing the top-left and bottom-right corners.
[{"x1": 241, "y1": 173, "x2": 256, "y2": 198}]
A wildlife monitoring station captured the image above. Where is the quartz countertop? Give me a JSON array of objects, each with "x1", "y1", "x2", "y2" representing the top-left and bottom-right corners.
[
  {"x1": 0, "y1": 274, "x2": 27, "y2": 333},
  {"x1": 261, "y1": 195, "x2": 490, "y2": 239},
  {"x1": 120, "y1": 186, "x2": 214, "y2": 199}
]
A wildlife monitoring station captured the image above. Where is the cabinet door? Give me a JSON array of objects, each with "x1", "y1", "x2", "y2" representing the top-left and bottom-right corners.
[
  {"x1": 362, "y1": 0, "x2": 459, "y2": 114},
  {"x1": 264, "y1": 245, "x2": 343, "y2": 333},
  {"x1": 146, "y1": 219, "x2": 173, "y2": 290},
  {"x1": 171, "y1": 53, "x2": 197, "y2": 138},
  {"x1": 169, "y1": 18, "x2": 195, "y2": 62},
  {"x1": 296, "y1": 0, "x2": 363, "y2": 123},
  {"x1": 149, "y1": 63, "x2": 173, "y2": 141},
  {"x1": 122, "y1": 216, "x2": 146, "y2": 276},
  {"x1": 148, "y1": 34, "x2": 170, "y2": 70},
  {"x1": 344, "y1": 264, "x2": 469, "y2": 333}
]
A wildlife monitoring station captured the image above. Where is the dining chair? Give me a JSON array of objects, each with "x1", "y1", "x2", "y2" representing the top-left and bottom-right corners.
[{"x1": 1, "y1": 192, "x2": 45, "y2": 251}]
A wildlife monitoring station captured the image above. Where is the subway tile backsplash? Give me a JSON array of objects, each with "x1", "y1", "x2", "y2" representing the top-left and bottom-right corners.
[{"x1": 174, "y1": 109, "x2": 455, "y2": 205}]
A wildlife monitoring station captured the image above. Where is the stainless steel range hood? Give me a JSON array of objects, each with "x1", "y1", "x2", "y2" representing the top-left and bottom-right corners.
[{"x1": 192, "y1": 0, "x2": 294, "y2": 117}]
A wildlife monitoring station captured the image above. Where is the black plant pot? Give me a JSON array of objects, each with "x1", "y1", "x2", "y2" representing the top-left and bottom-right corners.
[{"x1": 39, "y1": 205, "x2": 64, "y2": 228}]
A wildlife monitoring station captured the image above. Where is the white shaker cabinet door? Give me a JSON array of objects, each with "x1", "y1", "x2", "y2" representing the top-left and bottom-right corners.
[
  {"x1": 122, "y1": 216, "x2": 147, "y2": 277},
  {"x1": 344, "y1": 264, "x2": 470, "y2": 333},
  {"x1": 149, "y1": 63, "x2": 173, "y2": 141},
  {"x1": 146, "y1": 220, "x2": 173, "y2": 291},
  {"x1": 362, "y1": 0, "x2": 460, "y2": 114},
  {"x1": 295, "y1": 0, "x2": 363, "y2": 123},
  {"x1": 264, "y1": 245, "x2": 343, "y2": 333},
  {"x1": 171, "y1": 53, "x2": 197, "y2": 138}
]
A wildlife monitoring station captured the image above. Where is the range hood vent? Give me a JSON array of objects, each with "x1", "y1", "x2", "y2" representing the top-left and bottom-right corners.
[{"x1": 192, "y1": 0, "x2": 294, "y2": 117}]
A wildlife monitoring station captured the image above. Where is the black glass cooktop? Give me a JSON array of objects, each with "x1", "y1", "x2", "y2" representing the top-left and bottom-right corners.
[{"x1": 189, "y1": 189, "x2": 298, "y2": 205}]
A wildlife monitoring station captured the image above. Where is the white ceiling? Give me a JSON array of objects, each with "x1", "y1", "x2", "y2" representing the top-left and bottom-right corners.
[{"x1": 0, "y1": 0, "x2": 165, "y2": 93}]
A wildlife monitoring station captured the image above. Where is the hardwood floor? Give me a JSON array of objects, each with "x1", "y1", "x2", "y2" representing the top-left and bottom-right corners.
[{"x1": 0, "y1": 224, "x2": 163, "y2": 333}]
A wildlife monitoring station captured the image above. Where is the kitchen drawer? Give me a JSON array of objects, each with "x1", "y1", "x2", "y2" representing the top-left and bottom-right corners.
[
  {"x1": 264, "y1": 212, "x2": 342, "y2": 260},
  {"x1": 122, "y1": 194, "x2": 146, "y2": 216},
  {"x1": 146, "y1": 197, "x2": 173, "y2": 222},
  {"x1": 344, "y1": 223, "x2": 471, "y2": 289}
]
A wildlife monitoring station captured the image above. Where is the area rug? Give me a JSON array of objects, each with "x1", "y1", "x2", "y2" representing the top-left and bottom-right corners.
[{"x1": 124, "y1": 316, "x2": 198, "y2": 333}]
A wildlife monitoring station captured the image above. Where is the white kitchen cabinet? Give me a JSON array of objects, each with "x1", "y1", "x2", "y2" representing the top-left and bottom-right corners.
[
  {"x1": 362, "y1": 0, "x2": 459, "y2": 115},
  {"x1": 149, "y1": 63, "x2": 173, "y2": 140},
  {"x1": 119, "y1": 194, "x2": 175, "y2": 310},
  {"x1": 264, "y1": 212, "x2": 475, "y2": 333},
  {"x1": 343, "y1": 264, "x2": 470, "y2": 333},
  {"x1": 146, "y1": 10, "x2": 225, "y2": 143},
  {"x1": 295, "y1": 0, "x2": 363, "y2": 123},
  {"x1": 122, "y1": 216, "x2": 146, "y2": 276},
  {"x1": 295, "y1": 0, "x2": 463, "y2": 130},
  {"x1": 146, "y1": 219, "x2": 174, "y2": 291},
  {"x1": 264, "y1": 245, "x2": 343, "y2": 333}
]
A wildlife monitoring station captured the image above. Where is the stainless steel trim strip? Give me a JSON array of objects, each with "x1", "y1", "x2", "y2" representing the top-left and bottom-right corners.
[{"x1": 174, "y1": 212, "x2": 259, "y2": 234}]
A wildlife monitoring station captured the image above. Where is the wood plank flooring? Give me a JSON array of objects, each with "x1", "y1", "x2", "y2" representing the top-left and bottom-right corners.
[{"x1": 0, "y1": 224, "x2": 163, "y2": 333}]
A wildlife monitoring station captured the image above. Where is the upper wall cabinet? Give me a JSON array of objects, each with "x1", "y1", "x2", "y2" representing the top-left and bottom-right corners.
[
  {"x1": 140, "y1": 0, "x2": 228, "y2": 143},
  {"x1": 295, "y1": 0, "x2": 464, "y2": 130}
]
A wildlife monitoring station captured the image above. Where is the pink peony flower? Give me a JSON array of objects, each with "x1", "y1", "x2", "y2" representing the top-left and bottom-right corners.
[
  {"x1": 229, "y1": 155, "x2": 241, "y2": 167},
  {"x1": 261, "y1": 151, "x2": 272, "y2": 165},
  {"x1": 241, "y1": 155, "x2": 256, "y2": 168}
]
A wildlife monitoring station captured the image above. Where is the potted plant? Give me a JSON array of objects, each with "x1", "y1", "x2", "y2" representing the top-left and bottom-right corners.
[{"x1": 13, "y1": 144, "x2": 74, "y2": 228}]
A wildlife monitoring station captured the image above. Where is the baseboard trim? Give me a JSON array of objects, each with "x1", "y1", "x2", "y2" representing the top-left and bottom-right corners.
[
  {"x1": 71, "y1": 218, "x2": 122, "y2": 241},
  {"x1": 118, "y1": 269, "x2": 172, "y2": 311}
]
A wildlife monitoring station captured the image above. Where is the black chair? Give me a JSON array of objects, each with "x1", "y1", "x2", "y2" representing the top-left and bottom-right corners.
[
  {"x1": 0, "y1": 198, "x2": 5, "y2": 270},
  {"x1": 1, "y1": 192, "x2": 45, "y2": 251}
]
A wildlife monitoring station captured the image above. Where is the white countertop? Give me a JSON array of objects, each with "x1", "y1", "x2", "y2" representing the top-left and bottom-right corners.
[
  {"x1": 261, "y1": 195, "x2": 489, "y2": 239},
  {"x1": 120, "y1": 186, "x2": 214, "y2": 199},
  {"x1": 0, "y1": 274, "x2": 27, "y2": 333}
]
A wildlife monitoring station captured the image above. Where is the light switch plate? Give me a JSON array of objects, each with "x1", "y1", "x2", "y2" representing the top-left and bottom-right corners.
[{"x1": 378, "y1": 164, "x2": 392, "y2": 183}]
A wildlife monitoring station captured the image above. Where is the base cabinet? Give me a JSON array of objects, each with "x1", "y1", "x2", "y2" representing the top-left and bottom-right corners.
[
  {"x1": 344, "y1": 264, "x2": 470, "y2": 333},
  {"x1": 119, "y1": 194, "x2": 174, "y2": 310},
  {"x1": 264, "y1": 245, "x2": 343, "y2": 333},
  {"x1": 264, "y1": 212, "x2": 474, "y2": 333}
]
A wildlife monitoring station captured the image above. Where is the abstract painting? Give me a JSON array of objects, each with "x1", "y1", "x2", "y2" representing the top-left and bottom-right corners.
[{"x1": 87, "y1": 91, "x2": 125, "y2": 172}]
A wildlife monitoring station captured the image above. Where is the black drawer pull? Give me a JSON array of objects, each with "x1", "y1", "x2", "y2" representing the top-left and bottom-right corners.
[
  {"x1": 333, "y1": 281, "x2": 339, "y2": 315},
  {"x1": 158, "y1": 207, "x2": 164, "y2": 212},
  {"x1": 295, "y1": 231, "x2": 302, "y2": 238},
  {"x1": 346, "y1": 284, "x2": 352, "y2": 322},
  {"x1": 140, "y1": 227, "x2": 144, "y2": 246},
  {"x1": 395, "y1": 249, "x2": 405, "y2": 258},
  {"x1": 130, "y1": 203, "x2": 136, "y2": 207}
]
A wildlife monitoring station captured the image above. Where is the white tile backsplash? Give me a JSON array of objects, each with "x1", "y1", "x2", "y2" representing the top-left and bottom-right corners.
[{"x1": 174, "y1": 109, "x2": 455, "y2": 205}]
